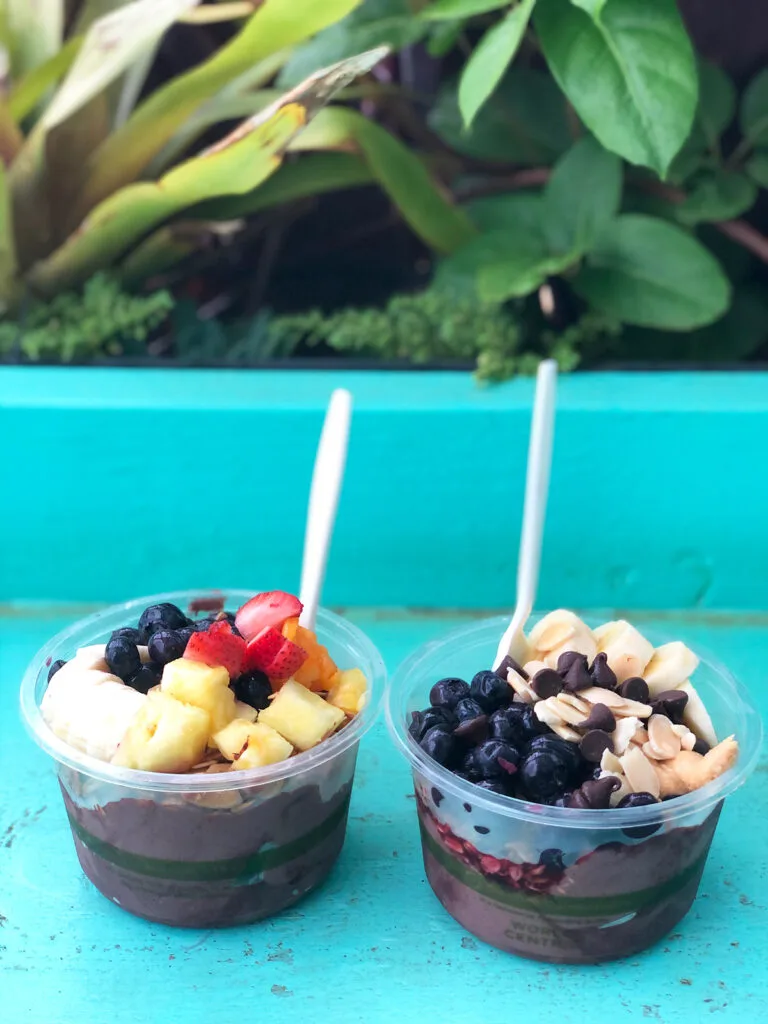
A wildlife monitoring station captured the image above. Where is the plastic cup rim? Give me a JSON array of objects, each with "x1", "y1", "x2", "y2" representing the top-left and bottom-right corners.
[
  {"x1": 386, "y1": 613, "x2": 763, "y2": 830},
  {"x1": 20, "y1": 588, "x2": 386, "y2": 793}
]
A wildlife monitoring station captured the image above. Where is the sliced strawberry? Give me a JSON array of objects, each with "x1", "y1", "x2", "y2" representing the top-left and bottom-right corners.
[
  {"x1": 235, "y1": 591, "x2": 303, "y2": 642},
  {"x1": 184, "y1": 620, "x2": 246, "y2": 679},
  {"x1": 264, "y1": 638, "x2": 308, "y2": 683},
  {"x1": 244, "y1": 626, "x2": 290, "y2": 672}
]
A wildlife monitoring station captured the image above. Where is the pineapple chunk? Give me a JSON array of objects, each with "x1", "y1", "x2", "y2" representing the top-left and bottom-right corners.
[
  {"x1": 213, "y1": 719, "x2": 255, "y2": 760},
  {"x1": 161, "y1": 658, "x2": 236, "y2": 733},
  {"x1": 259, "y1": 679, "x2": 345, "y2": 751},
  {"x1": 231, "y1": 723, "x2": 294, "y2": 770},
  {"x1": 113, "y1": 691, "x2": 210, "y2": 772},
  {"x1": 234, "y1": 700, "x2": 258, "y2": 722},
  {"x1": 327, "y1": 668, "x2": 367, "y2": 716}
]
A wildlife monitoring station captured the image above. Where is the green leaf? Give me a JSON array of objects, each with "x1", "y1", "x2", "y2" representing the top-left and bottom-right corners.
[
  {"x1": 458, "y1": 0, "x2": 536, "y2": 128},
  {"x1": 290, "y1": 106, "x2": 476, "y2": 254},
  {"x1": 7, "y1": 34, "x2": 82, "y2": 122},
  {"x1": 278, "y1": 0, "x2": 424, "y2": 86},
  {"x1": 25, "y1": 48, "x2": 386, "y2": 296},
  {"x1": 76, "y1": 0, "x2": 366, "y2": 217},
  {"x1": 426, "y1": 19, "x2": 464, "y2": 57},
  {"x1": 429, "y1": 68, "x2": 571, "y2": 164},
  {"x1": 696, "y1": 61, "x2": 736, "y2": 149},
  {"x1": 3, "y1": 0, "x2": 64, "y2": 77},
  {"x1": 568, "y1": 0, "x2": 606, "y2": 13},
  {"x1": 740, "y1": 68, "x2": 768, "y2": 147},
  {"x1": 467, "y1": 193, "x2": 547, "y2": 237},
  {"x1": 189, "y1": 151, "x2": 374, "y2": 221},
  {"x1": 535, "y1": 0, "x2": 697, "y2": 176},
  {"x1": 574, "y1": 214, "x2": 731, "y2": 329},
  {"x1": 745, "y1": 152, "x2": 768, "y2": 189},
  {"x1": 0, "y1": 161, "x2": 18, "y2": 310},
  {"x1": 420, "y1": 0, "x2": 510, "y2": 20},
  {"x1": 543, "y1": 135, "x2": 622, "y2": 253},
  {"x1": 676, "y1": 172, "x2": 758, "y2": 225}
]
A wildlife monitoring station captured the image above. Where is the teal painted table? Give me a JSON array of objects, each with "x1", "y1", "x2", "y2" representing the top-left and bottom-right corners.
[{"x1": 2, "y1": 607, "x2": 766, "y2": 1024}]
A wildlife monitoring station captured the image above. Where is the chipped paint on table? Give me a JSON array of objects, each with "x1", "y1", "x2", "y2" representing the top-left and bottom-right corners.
[{"x1": 1, "y1": 607, "x2": 766, "y2": 1024}]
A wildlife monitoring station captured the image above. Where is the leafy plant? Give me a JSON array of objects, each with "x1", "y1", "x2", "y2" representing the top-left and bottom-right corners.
[
  {"x1": 0, "y1": 273, "x2": 173, "y2": 360},
  {"x1": 0, "y1": 0, "x2": 470, "y2": 312}
]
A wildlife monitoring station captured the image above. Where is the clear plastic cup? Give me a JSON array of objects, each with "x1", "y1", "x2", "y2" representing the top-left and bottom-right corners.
[
  {"x1": 21, "y1": 589, "x2": 385, "y2": 928},
  {"x1": 387, "y1": 615, "x2": 762, "y2": 963}
]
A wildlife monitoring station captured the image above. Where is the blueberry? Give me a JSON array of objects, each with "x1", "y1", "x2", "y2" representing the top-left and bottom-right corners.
[
  {"x1": 138, "y1": 602, "x2": 188, "y2": 642},
  {"x1": 466, "y1": 739, "x2": 520, "y2": 780},
  {"x1": 518, "y1": 749, "x2": 577, "y2": 804},
  {"x1": 539, "y1": 848, "x2": 565, "y2": 871},
  {"x1": 526, "y1": 734, "x2": 583, "y2": 774},
  {"x1": 233, "y1": 670, "x2": 272, "y2": 711},
  {"x1": 489, "y1": 705, "x2": 540, "y2": 747},
  {"x1": 419, "y1": 726, "x2": 455, "y2": 766},
  {"x1": 617, "y1": 792, "x2": 659, "y2": 809},
  {"x1": 148, "y1": 629, "x2": 187, "y2": 666},
  {"x1": 410, "y1": 706, "x2": 457, "y2": 741},
  {"x1": 469, "y1": 670, "x2": 511, "y2": 712},
  {"x1": 48, "y1": 659, "x2": 66, "y2": 683},
  {"x1": 693, "y1": 738, "x2": 710, "y2": 756},
  {"x1": 177, "y1": 625, "x2": 197, "y2": 645},
  {"x1": 429, "y1": 677, "x2": 470, "y2": 709},
  {"x1": 126, "y1": 662, "x2": 162, "y2": 694},
  {"x1": 111, "y1": 627, "x2": 142, "y2": 645},
  {"x1": 454, "y1": 698, "x2": 486, "y2": 723},
  {"x1": 105, "y1": 636, "x2": 142, "y2": 681}
]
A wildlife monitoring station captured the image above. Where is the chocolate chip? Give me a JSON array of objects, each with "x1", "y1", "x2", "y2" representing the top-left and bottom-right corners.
[
  {"x1": 581, "y1": 702, "x2": 616, "y2": 732},
  {"x1": 651, "y1": 689, "x2": 689, "y2": 722},
  {"x1": 453, "y1": 714, "x2": 489, "y2": 745},
  {"x1": 590, "y1": 652, "x2": 617, "y2": 689},
  {"x1": 579, "y1": 730, "x2": 615, "y2": 763},
  {"x1": 556, "y1": 651, "x2": 587, "y2": 676},
  {"x1": 495, "y1": 655, "x2": 528, "y2": 681},
  {"x1": 530, "y1": 668, "x2": 564, "y2": 699},
  {"x1": 431, "y1": 787, "x2": 444, "y2": 807},
  {"x1": 567, "y1": 775, "x2": 620, "y2": 810},
  {"x1": 463, "y1": 802, "x2": 472, "y2": 812},
  {"x1": 562, "y1": 657, "x2": 592, "y2": 692},
  {"x1": 693, "y1": 738, "x2": 710, "y2": 756},
  {"x1": 617, "y1": 676, "x2": 650, "y2": 703},
  {"x1": 474, "y1": 825, "x2": 490, "y2": 835}
]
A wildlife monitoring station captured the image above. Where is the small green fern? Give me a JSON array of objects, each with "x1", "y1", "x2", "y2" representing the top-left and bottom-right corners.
[{"x1": 0, "y1": 275, "x2": 174, "y2": 362}]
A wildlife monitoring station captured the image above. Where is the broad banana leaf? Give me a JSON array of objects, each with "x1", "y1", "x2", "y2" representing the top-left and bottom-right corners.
[
  {"x1": 119, "y1": 152, "x2": 376, "y2": 284},
  {"x1": 74, "y1": 0, "x2": 367, "y2": 218},
  {"x1": 0, "y1": 160, "x2": 17, "y2": 309},
  {"x1": 26, "y1": 47, "x2": 389, "y2": 298},
  {"x1": 8, "y1": 36, "x2": 82, "y2": 123}
]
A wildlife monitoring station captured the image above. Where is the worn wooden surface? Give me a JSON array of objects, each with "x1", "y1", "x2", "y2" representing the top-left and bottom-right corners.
[
  {"x1": 3, "y1": 368, "x2": 768, "y2": 610},
  {"x1": 2, "y1": 607, "x2": 766, "y2": 1024}
]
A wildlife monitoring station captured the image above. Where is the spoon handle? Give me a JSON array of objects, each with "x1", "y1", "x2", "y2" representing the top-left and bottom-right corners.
[
  {"x1": 299, "y1": 389, "x2": 353, "y2": 631},
  {"x1": 493, "y1": 360, "x2": 558, "y2": 669}
]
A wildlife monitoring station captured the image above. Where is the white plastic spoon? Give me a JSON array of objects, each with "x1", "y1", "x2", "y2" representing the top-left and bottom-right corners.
[
  {"x1": 298, "y1": 388, "x2": 353, "y2": 631},
  {"x1": 493, "y1": 359, "x2": 558, "y2": 671}
]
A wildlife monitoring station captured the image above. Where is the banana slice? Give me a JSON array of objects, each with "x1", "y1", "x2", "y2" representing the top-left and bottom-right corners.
[
  {"x1": 594, "y1": 620, "x2": 654, "y2": 683},
  {"x1": 42, "y1": 663, "x2": 146, "y2": 761},
  {"x1": 619, "y1": 745, "x2": 660, "y2": 799},
  {"x1": 74, "y1": 645, "x2": 110, "y2": 671},
  {"x1": 678, "y1": 680, "x2": 718, "y2": 747},
  {"x1": 528, "y1": 610, "x2": 597, "y2": 668},
  {"x1": 643, "y1": 641, "x2": 699, "y2": 695}
]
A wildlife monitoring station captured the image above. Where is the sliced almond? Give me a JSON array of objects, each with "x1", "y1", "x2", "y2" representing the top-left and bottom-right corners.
[
  {"x1": 507, "y1": 669, "x2": 536, "y2": 704},
  {"x1": 672, "y1": 723, "x2": 697, "y2": 751},
  {"x1": 534, "y1": 697, "x2": 568, "y2": 727},
  {"x1": 522, "y1": 659, "x2": 550, "y2": 678},
  {"x1": 551, "y1": 699, "x2": 589, "y2": 727},
  {"x1": 557, "y1": 692, "x2": 590, "y2": 713},
  {"x1": 612, "y1": 716, "x2": 643, "y2": 755},
  {"x1": 548, "y1": 721, "x2": 582, "y2": 742},
  {"x1": 579, "y1": 687, "x2": 652, "y2": 718},
  {"x1": 601, "y1": 749, "x2": 624, "y2": 774},
  {"x1": 619, "y1": 746, "x2": 660, "y2": 799},
  {"x1": 647, "y1": 714, "x2": 682, "y2": 760},
  {"x1": 633, "y1": 727, "x2": 649, "y2": 745}
]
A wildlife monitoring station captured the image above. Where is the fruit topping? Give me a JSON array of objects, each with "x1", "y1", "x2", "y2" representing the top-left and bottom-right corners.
[
  {"x1": 469, "y1": 670, "x2": 511, "y2": 712},
  {"x1": 126, "y1": 662, "x2": 162, "y2": 694},
  {"x1": 235, "y1": 591, "x2": 303, "y2": 642},
  {"x1": 138, "y1": 602, "x2": 188, "y2": 642},
  {"x1": 113, "y1": 691, "x2": 210, "y2": 773},
  {"x1": 429, "y1": 677, "x2": 471, "y2": 709},
  {"x1": 161, "y1": 658, "x2": 236, "y2": 733},
  {"x1": 148, "y1": 629, "x2": 187, "y2": 666},
  {"x1": 259, "y1": 679, "x2": 345, "y2": 751},
  {"x1": 327, "y1": 668, "x2": 368, "y2": 715},
  {"x1": 243, "y1": 626, "x2": 307, "y2": 681},
  {"x1": 420, "y1": 726, "x2": 455, "y2": 766},
  {"x1": 48, "y1": 659, "x2": 66, "y2": 682},
  {"x1": 232, "y1": 669, "x2": 272, "y2": 711},
  {"x1": 281, "y1": 617, "x2": 338, "y2": 690},
  {"x1": 184, "y1": 620, "x2": 247, "y2": 679},
  {"x1": 111, "y1": 627, "x2": 143, "y2": 645},
  {"x1": 105, "y1": 636, "x2": 142, "y2": 682}
]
